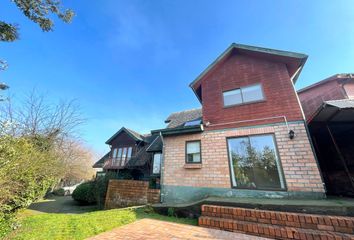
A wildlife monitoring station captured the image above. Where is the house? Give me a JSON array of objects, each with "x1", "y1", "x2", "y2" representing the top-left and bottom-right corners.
[
  {"x1": 153, "y1": 43, "x2": 326, "y2": 204},
  {"x1": 298, "y1": 74, "x2": 354, "y2": 197},
  {"x1": 93, "y1": 127, "x2": 162, "y2": 187}
]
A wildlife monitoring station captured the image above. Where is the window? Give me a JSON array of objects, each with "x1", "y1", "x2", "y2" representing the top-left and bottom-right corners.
[
  {"x1": 223, "y1": 84, "x2": 264, "y2": 107},
  {"x1": 127, "y1": 147, "x2": 132, "y2": 160},
  {"x1": 184, "y1": 119, "x2": 202, "y2": 126},
  {"x1": 121, "y1": 148, "x2": 127, "y2": 166},
  {"x1": 227, "y1": 134, "x2": 285, "y2": 190},
  {"x1": 186, "y1": 141, "x2": 201, "y2": 163},
  {"x1": 117, "y1": 148, "x2": 122, "y2": 159},
  {"x1": 112, "y1": 148, "x2": 118, "y2": 158},
  {"x1": 152, "y1": 153, "x2": 162, "y2": 174}
]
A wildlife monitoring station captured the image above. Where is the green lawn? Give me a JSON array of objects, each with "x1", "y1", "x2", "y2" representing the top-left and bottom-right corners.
[{"x1": 6, "y1": 207, "x2": 197, "y2": 240}]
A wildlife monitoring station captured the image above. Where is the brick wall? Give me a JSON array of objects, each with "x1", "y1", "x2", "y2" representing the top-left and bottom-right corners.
[
  {"x1": 105, "y1": 180, "x2": 160, "y2": 208},
  {"x1": 199, "y1": 205, "x2": 354, "y2": 239},
  {"x1": 344, "y1": 82, "x2": 354, "y2": 98},
  {"x1": 298, "y1": 80, "x2": 346, "y2": 120},
  {"x1": 200, "y1": 54, "x2": 304, "y2": 130},
  {"x1": 163, "y1": 122, "x2": 324, "y2": 194}
]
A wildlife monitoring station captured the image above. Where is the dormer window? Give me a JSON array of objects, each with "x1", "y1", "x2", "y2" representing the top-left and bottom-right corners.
[{"x1": 223, "y1": 84, "x2": 264, "y2": 107}]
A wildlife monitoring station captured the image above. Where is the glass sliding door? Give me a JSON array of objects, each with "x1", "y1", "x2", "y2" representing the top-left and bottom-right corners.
[{"x1": 227, "y1": 134, "x2": 285, "y2": 190}]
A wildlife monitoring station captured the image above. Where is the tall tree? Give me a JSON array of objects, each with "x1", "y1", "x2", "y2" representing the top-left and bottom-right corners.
[{"x1": 1, "y1": 0, "x2": 74, "y2": 42}]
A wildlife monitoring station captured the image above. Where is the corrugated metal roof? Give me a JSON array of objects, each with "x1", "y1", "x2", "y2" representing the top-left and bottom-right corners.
[
  {"x1": 325, "y1": 99, "x2": 354, "y2": 109},
  {"x1": 310, "y1": 99, "x2": 354, "y2": 123}
]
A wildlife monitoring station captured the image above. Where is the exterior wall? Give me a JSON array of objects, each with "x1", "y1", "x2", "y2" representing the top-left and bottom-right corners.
[
  {"x1": 105, "y1": 180, "x2": 160, "y2": 208},
  {"x1": 162, "y1": 122, "x2": 325, "y2": 203},
  {"x1": 298, "y1": 80, "x2": 347, "y2": 121},
  {"x1": 109, "y1": 131, "x2": 138, "y2": 157},
  {"x1": 343, "y1": 81, "x2": 354, "y2": 98},
  {"x1": 200, "y1": 54, "x2": 304, "y2": 130}
]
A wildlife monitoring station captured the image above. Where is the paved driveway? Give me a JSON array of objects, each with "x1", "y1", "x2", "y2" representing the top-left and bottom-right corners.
[{"x1": 87, "y1": 219, "x2": 266, "y2": 240}]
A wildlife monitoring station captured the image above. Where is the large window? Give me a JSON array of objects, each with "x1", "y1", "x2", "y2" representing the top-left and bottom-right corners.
[
  {"x1": 186, "y1": 141, "x2": 201, "y2": 163},
  {"x1": 152, "y1": 153, "x2": 162, "y2": 174},
  {"x1": 223, "y1": 84, "x2": 264, "y2": 107},
  {"x1": 227, "y1": 134, "x2": 285, "y2": 190}
]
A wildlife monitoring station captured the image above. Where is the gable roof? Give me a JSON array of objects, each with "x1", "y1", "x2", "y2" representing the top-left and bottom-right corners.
[
  {"x1": 105, "y1": 127, "x2": 144, "y2": 144},
  {"x1": 164, "y1": 108, "x2": 202, "y2": 128},
  {"x1": 297, "y1": 73, "x2": 354, "y2": 93},
  {"x1": 92, "y1": 152, "x2": 109, "y2": 168},
  {"x1": 190, "y1": 43, "x2": 308, "y2": 103}
]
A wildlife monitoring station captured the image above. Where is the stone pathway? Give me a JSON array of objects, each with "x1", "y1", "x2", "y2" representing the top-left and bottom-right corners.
[{"x1": 87, "y1": 219, "x2": 266, "y2": 240}]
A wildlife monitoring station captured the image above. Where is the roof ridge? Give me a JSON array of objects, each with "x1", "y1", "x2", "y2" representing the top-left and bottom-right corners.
[{"x1": 167, "y1": 108, "x2": 202, "y2": 117}]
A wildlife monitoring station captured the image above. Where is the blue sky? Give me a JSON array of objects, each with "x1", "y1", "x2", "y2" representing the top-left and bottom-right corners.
[{"x1": 1, "y1": 0, "x2": 353, "y2": 156}]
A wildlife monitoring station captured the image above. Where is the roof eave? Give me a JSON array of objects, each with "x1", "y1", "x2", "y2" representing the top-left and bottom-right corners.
[
  {"x1": 151, "y1": 125, "x2": 203, "y2": 136},
  {"x1": 105, "y1": 127, "x2": 143, "y2": 144}
]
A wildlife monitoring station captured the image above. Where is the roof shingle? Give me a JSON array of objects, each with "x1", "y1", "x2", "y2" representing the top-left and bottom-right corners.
[{"x1": 165, "y1": 108, "x2": 202, "y2": 128}]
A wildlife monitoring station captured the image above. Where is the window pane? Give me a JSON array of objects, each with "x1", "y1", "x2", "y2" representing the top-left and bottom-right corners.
[
  {"x1": 117, "y1": 148, "x2": 122, "y2": 159},
  {"x1": 184, "y1": 119, "x2": 201, "y2": 126},
  {"x1": 249, "y1": 135, "x2": 284, "y2": 189},
  {"x1": 187, "y1": 142, "x2": 200, "y2": 154},
  {"x1": 112, "y1": 148, "x2": 117, "y2": 158},
  {"x1": 227, "y1": 134, "x2": 284, "y2": 190},
  {"x1": 228, "y1": 137, "x2": 255, "y2": 188},
  {"x1": 127, "y1": 147, "x2": 132, "y2": 159},
  {"x1": 187, "y1": 153, "x2": 200, "y2": 163},
  {"x1": 241, "y1": 84, "x2": 264, "y2": 103},
  {"x1": 153, "y1": 153, "x2": 161, "y2": 174},
  {"x1": 186, "y1": 141, "x2": 201, "y2": 163},
  {"x1": 223, "y1": 89, "x2": 242, "y2": 106},
  {"x1": 122, "y1": 148, "x2": 127, "y2": 159}
]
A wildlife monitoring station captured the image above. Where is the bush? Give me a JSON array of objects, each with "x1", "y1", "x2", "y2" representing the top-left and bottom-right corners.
[
  {"x1": 0, "y1": 135, "x2": 62, "y2": 233},
  {"x1": 52, "y1": 188, "x2": 66, "y2": 196},
  {"x1": 72, "y1": 172, "x2": 118, "y2": 207},
  {"x1": 72, "y1": 181, "x2": 96, "y2": 204}
]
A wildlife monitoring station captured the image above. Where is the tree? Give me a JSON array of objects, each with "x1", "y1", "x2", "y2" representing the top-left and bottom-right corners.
[
  {"x1": 1, "y1": 0, "x2": 74, "y2": 42},
  {"x1": 59, "y1": 140, "x2": 96, "y2": 186}
]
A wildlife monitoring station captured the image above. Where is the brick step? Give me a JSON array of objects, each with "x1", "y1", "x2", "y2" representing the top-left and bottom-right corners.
[
  {"x1": 201, "y1": 205, "x2": 354, "y2": 234},
  {"x1": 199, "y1": 216, "x2": 354, "y2": 240}
]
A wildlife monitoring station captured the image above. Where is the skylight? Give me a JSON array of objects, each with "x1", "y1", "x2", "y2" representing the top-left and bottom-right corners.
[{"x1": 184, "y1": 119, "x2": 202, "y2": 126}]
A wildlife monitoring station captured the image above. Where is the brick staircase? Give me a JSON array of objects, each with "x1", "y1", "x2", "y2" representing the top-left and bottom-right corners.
[{"x1": 199, "y1": 205, "x2": 354, "y2": 239}]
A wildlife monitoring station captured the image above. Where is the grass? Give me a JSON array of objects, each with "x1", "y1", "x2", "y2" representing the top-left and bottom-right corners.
[{"x1": 5, "y1": 207, "x2": 197, "y2": 240}]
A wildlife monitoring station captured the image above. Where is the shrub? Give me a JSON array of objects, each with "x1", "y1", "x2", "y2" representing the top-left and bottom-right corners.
[
  {"x1": 52, "y1": 188, "x2": 66, "y2": 196},
  {"x1": 0, "y1": 135, "x2": 62, "y2": 232},
  {"x1": 72, "y1": 181, "x2": 96, "y2": 204},
  {"x1": 92, "y1": 172, "x2": 118, "y2": 208}
]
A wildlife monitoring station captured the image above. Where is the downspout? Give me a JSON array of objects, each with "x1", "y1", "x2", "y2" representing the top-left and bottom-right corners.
[
  {"x1": 159, "y1": 132, "x2": 165, "y2": 203},
  {"x1": 291, "y1": 65, "x2": 327, "y2": 194}
]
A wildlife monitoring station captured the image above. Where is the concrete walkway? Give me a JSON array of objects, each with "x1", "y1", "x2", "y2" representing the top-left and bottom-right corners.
[
  {"x1": 28, "y1": 195, "x2": 97, "y2": 214},
  {"x1": 87, "y1": 219, "x2": 266, "y2": 240}
]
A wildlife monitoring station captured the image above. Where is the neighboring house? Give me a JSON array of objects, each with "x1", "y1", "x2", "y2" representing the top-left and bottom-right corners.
[
  {"x1": 298, "y1": 73, "x2": 354, "y2": 122},
  {"x1": 298, "y1": 74, "x2": 354, "y2": 197},
  {"x1": 153, "y1": 43, "x2": 325, "y2": 204},
  {"x1": 93, "y1": 127, "x2": 162, "y2": 186}
]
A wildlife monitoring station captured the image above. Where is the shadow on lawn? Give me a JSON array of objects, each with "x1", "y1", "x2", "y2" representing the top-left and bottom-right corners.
[{"x1": 28, "y1": 195, "x2": 98, "y2": 214}]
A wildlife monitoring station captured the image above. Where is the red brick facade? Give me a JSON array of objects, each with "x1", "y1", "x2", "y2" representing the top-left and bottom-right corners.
[
  {"x1": 298, "y1": 80, "x2": 346, "y2": 121},
  {"x1": 199, "y1": 54, "x2": 304, "y2": 130},
  {"x1": 163, "y1": 122, "x2": 324, "y2": 193},
  {"x1": 105, "y1": 180, "x2": 160, "y2": 208},
  {"x1": 199, "y1": 205, "x2": 354, "y2": 239}
]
